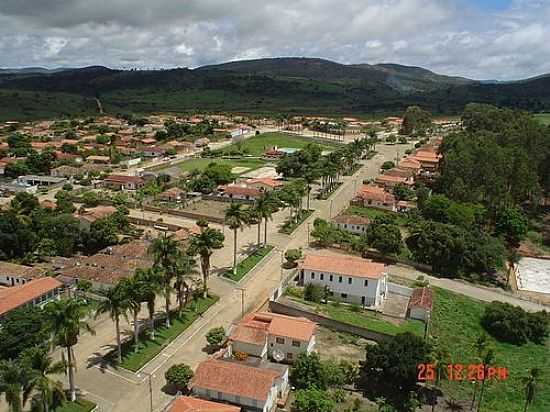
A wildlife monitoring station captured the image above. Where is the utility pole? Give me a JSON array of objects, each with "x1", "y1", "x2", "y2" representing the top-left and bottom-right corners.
[{"x1": 236, "y1": 288, "x2": 245, "y2": 319}]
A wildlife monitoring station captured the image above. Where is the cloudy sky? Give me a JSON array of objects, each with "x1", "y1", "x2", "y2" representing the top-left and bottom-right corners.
[{"x1": 1, "y1": 0, "x2": 549, "y2": 80}]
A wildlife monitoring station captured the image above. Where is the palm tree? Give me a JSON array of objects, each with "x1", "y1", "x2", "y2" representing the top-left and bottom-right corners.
[
  {"x1": 148, "y1": 233, "x2": 180, "y2": 327},
  {"x1": 224, "y1": 203, "x2": 249, "y2": 274},
  {"x1": 95, "y1": 283, "x2": 129, "y2": 364},
  {"x1": 0, "y1": 360, "x2": 27, "y2": 412},
  {"x1": 470, "y1": 334, "x2": 490, "y2": 411},
  {"x1": 303, "y1": 169, "x2": 319, "y2": 211},
  {"x1": 522, "y1": 368, "x2": 541, "y2": 412},
  {"x1": 174, "y1": 252, "x2": 198, "y2": 313},
  {"x1": 254, "y1": 193, "x2": 279, "y2": 246},
  {"x1": 120, "y1": 275, "x2": 144, "y2": 348},
  {"x1": 188, "y1": 225, "x2": 225, "y2": 297},
  {"x1": 20, "y1": 347, "x2": 65, "y2": 412},
  {"x1": 43, "y1": 298, "x2": 94, "y2": 402},
  {"x1": 135, "y1": 268, "x2": 163, "y2": 340}
]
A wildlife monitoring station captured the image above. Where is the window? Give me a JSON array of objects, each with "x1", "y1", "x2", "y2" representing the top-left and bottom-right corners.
[
  {"x1": 320, "y1": 273, "x2": 324, "y2": 281},
  {"x1": 364, "y1": 279, "x2": 369, "y2": 287},
  {"x1": 292, "y1": 340, "x2": 301, "y2": 347},
  {"x1": 338, "y1": 276, "x2": 343, "y2": 283},
  {"x1": 329, "y1": 274, "x2": 333, "y2": 282},
  {"x1": 348, "y1": 277, "x2": 352, "y2": 285},
  {"x1": 341, "y1": 293, "x2": 348, "y2": 298},
  {"x1": 276, "y1": 337, "x2": 285, "y2": 344},
  {"x1": 311, "y1": 273, "x2": 315, "y2": 279}
]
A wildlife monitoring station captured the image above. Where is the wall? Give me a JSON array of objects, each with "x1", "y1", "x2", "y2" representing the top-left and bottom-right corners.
[
  {"x1": 142, "y1": 204, "x2": 225, "y2": 224},
  {"x1": 267, "y1": 334, "x2": 311, "y2": 362},
  {"x1": 268, "y1": 301, "x2": 393, "y2": 343},
  {"x1": 387, "y1": 282, "x2": 413, "y2": 297},
  {"x1": 232, "y1": 340, "x2": 267, "y2": 359}
]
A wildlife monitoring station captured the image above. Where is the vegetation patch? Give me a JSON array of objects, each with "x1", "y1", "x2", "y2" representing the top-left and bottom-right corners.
[
  {"x1": 178, "y1": 157, "x2": 267, "y2": 173},
  {"x1": 222, "y1": 245, "x2": 274, "y2": 282},
  {"x1": 279, "y1": 209, "x2": 314, "y2": 235},
  {"x1": 53, "y1": 399, "x2": 97, "y2": 412},
  {"x1": 118, "y1": 295, "x2": 219, "y2": 372}
]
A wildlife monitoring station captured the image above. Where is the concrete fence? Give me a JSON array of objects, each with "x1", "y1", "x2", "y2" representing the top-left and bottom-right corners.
[
  {"x1": 268, "y1": 300, "x2": 393, "y2": 343},
  {"x1": 387, "y1": 282, "x2": 413, "y2": 297}
]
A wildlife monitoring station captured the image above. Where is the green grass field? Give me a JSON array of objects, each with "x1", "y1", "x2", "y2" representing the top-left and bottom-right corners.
[
  {"x1": 54, "y1": 399, "x2": 96, "y2": 412},
  {"x1": 345, "y1": 206, "x2": 406, "y2": 225},
  {"x1": 431, "y1": 288, "x2": 550, "y2": 412},
  {"x1": 533, "y1": 113, "x2": 550, "y2": 125},
  {"x1": 119, "y1": 295, "x2": 218, "y2": 371},
  {"x1": 178, "y1": 157, "x2": 267, "y2": 173},
  {"x1": 215, "y1": 132, "x2": 339, "y2": 156},
  {"x1": 223, "y1": 245, "x2": 274, "y2": 282}
]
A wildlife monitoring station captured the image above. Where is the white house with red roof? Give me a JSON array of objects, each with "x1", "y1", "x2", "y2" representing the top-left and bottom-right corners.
[
  {"x1": 0, "y1": 277, "x2": 63, "y2": 321},
  {"x1": 228, "y1": 311, "x2": 316, "y2": 363},
  {"x1": 168, "y1": 396, "x2": 240, "y2": 412},
  {"x1": 354, "y1": 184, "x2": 396, "y2": 211},
  {"x1": 300, "y1": 253, "x2": 388, "y2": 307},
  {"x1": 407, "y1": 287, "x2": 433, "y2": 322},
  {"x1": 190, "y1": 359, "x2": 288, "y2": 412}
]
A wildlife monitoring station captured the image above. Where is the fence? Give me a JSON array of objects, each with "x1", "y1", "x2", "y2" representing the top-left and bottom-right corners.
[
  {"x1": 142, "y1": 204, "x2": 225, "y2": 224},
  {"x1": 127, "y1": 216, "x2": 184, "y2": 232},
  {"x1": 268, "y1": 300, "x2": 393, "y2": 343},
  {"x1": 387, "y1": 282, "x2": 413, "y2": 297}
]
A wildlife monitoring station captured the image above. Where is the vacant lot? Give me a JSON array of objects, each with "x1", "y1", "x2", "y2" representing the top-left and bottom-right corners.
[
  {"x1": 184, "y1": 199, "x2": 243, "y2": 220},
  {"x1": 215, "y1": 132, "x2": 339, "y2": 156},
  {"x1": 178, "y1": 157, "x2": 267, "y2": 173},
  {"x1": 432, "y1": 288, "x2": 550, "y2": 412}
]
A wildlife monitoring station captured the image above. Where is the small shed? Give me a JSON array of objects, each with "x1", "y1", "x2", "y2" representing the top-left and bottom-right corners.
[{"x1": 407, "y1": 287, "x2": 433, "y2": 322}]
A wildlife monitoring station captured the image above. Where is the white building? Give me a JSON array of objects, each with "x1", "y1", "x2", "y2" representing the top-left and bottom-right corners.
[
  {"x1": 228, "y1": 312, "x2": 316, "y2": 363},
  {"x1": 407, "y1": 287, "x2": 433, "y2": 322},
  {"x1": 190, "y1": 359, "x2": 289, "y2": 412},
  {"x1": 332, "y1": 214, "x2": 370, "y2": 235},
  {"x1": 300, "y1": 253, "x2": 388, "y2": 307}
]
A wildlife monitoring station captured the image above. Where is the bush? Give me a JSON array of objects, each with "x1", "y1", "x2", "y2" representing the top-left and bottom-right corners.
[
  {"x1": 62, "y1": 183, "x2": 73, "y2": 191},
  {"x1": 398, "y1": 136, "x2": 408, "y2": 144},
  {"x1": 286, "y1": 286, "x2": 304, "y2": 299},
  {"x1": 481, "y1": 301, "x2": 549, "y2": 345},
  {"x1": 205, "y1": 326, "x2": 225, "y2": 348},
  {"x1": 381, "y1": 161, "x2": 395, "y2": 170},
  {"x1": 285, "y1": 248, "x2": 303, "y2": 267},
  {"x1": 304, "y1": 283, "x2": 324, "y2": 303},
  {"x1": 294, "y1": 388, "x2": 335, "y2": 412},
  {"x1": 165, "y1": 363, "x2": 193, "y2": 392}
]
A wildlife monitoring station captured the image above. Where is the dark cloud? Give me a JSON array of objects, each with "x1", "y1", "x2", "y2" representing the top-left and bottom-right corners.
[{"x1": 0, "y1": 0, "x2": 549, "y2": 80}]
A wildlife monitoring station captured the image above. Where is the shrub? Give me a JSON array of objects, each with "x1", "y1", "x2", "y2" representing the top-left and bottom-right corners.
[
  {"x1": 381, "y1": 161, "x2": 395, "y2": 170},
  {"x1": 350, "y1": 303, "x2": 362, "y2": 313},
  {"x1": 285, "y1": 248, "x2": 303, "y2": 267},
  {"x1": 481, "y1": 301, "x2": 550, "y2": 345},
  {"x1": 205, "y1": 326, "x2": 225, "y2": 348},
  {"x1": 165, "y1": 363, "x2": 193, "y2": 392},
  {"x1": 286, "y1": 286, "x2": 304, "y2": 299},
  {"x1": 294, "y1": 388, "x2": 335, "y2": 412},
  {"x1": 304, "y1": 283, "x2": 324, "y2": 303},
  {"x1": 62, "y1": 183, "x2": 73, "y2": 191}
]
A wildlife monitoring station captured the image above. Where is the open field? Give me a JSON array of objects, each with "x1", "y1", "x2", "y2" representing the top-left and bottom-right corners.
[
  {"x1": 184, "y1": 199, "x2": 247, "y2": 220},
  {"x1": 533, "y1": 113, "x2": 550, "y2": 125},
  {"x1": 178, "y1": 157, "x2": 267, "y2": 173},
  {"x1": 214, "y1": 132, "x2": 340, "y2": 156},
  {"x1": 118, "y1": 295, "x2": 219, "y2": 372},
  {"x1": 431, "y1": 288, "x2": 550, "y2": 412}
]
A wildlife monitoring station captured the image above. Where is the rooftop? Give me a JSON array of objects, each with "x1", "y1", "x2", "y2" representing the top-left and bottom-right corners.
[
  {"x1": 168, "y1": 397, "x2": 240, "y2": 412},
  {"x1": 300, "y1": 254, "x2": 386, "y2": 279},
  {"x1": 333, "y1": 214, "x2": 370, "y2": 226},
  {"x1": 408, "y1": 287, "x2": 433, "y2": 311},
  {"x1": 0, "y1": 261, "x2": 45, "y2": 280},
  {"x1": 0, "y1": 277, "x2": 63, "y2": 317}
]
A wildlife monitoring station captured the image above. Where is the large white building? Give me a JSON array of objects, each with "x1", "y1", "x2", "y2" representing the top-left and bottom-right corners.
[
  {"x1": 300, "y1": 253, "x2": 388, "y2": 307},
  {"x1": 227, "y1": 312, "x2": 316, "y2": 363}
]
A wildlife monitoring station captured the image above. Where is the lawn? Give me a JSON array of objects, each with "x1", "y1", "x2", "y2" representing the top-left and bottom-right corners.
[
  {"x1": 223, "y1": 245, "x2": 274, "y2": 282},
  {"x1": 533, "y1": 113, "x2": 550, "y2": 126},
  {"x1": 214, "y1": 132, "x2": 339, "y2": 156},
  {"x1": 279, "y1": 209, "x2": 314, "y2": 235},
  {"x1": 119, "y1": 295, "x2": 219, "y2": 372},
  {"x1": 431, "y1": 288, "x2": 550, "y2": 412},
  {"x1": 54, "y1": 399, "x2": 96, "y2": 412},
  {"x1": 178, "y1": 157, "x2": 267, "y2": 173},
  {"x1": 286, "y1": 293, "x2": 425, "y2": 337},
  {"x1": 345, "y1": 206, "x2": 407, "y2": 225}
]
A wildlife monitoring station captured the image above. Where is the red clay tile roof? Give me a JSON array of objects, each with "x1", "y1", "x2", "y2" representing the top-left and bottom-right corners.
[
  {"x1": 375, "y1": 174, "x2": 408, "y2": 185},
  {"x1": 219, "y1": 185, "x2": 262, "y2": 198},
  {"x1": 246, "y1": 178, "x2": 283, "y2": 188},
  {"x1": 384, "y1": 168, "x2": 414, "y2": 179},
  {"x1": 230, "y1": 323, "x2": 268, "y2": 345},
  {"x1": 356, "y1": 185, "x2": 395, "y2": 203},
  {"x1": 75, "y1": 206, "x2": 117, "y2": 223},
  {"x1": 190, "y1": 359, "x2": 281, "y2": 402},
  {"x1": 408, "y1": 287, "x2": 433, "y2": 310},
  {"x1": 0, "y1": 277, "x2": 62, "y2": 316},
  {"x1": 301, "y1": 254, "x2": 385, "y2": 279},
  {"x1": 169, "y1": 397, "x2": 240, "y2": 412},
  {"x1": 333, "y1": 214, "x2": 370, "y2": 225},
  {"x1": 398, "y1": 158, "x2": 421, "y2": 170},
  {"x1": 0, "y1": 262, "x2": 45, "y2": 280},
  {"x1": 104, "y1": 174, "x2": 144, "y2": 184}
]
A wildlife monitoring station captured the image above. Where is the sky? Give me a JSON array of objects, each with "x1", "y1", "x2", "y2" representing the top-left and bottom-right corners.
[{"x1": 0, "y1": 0, "x2": 549, "y2": 80}]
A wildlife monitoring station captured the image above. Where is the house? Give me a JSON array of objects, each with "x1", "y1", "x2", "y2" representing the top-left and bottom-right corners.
[
  {"x1": 190, "y1": 359, "x2": 289, "y2": 412},
  {"x1": 0, "y1": 277, "x2": 63, "y2": 321},
  {"x1": 228, "y1": 312, "x2": 316, "y2": 363},
  {"x1": 74, "y1": 205, "x2": 117, "y2": 228},
  {"x1": 16, "y1": 175, "x2": 67, "y2": 188},
  {"x1": 300, "y1": 253, "x2": 388, "y2": 307},
  {"x1": 50, "y1": 165, "x2": 81, "y2": 178},
  {"x1": 141, "y1": 138, "x2": 157, "y2": 146},
  {"x1": 168, "y1": 397, "x2": 240, "y2": 412},
  {"x1": 243, "y1": 178, "x2": 283, "y2": 193},
  {"x1": 383, "y1": 167, "x2": 415, "y2": 180},
  {"x1": 332, "y1": 214, "x2": 370, "y2": 235},
  {"x1": 396, "y1": 200, "x2": 415, "y2": 212},
  {"x1": 0, "y1": 262, "x2": 46, "y2": 286},
  {"x1": 142, "y1": 146, "x2": 166, "y2": 158},
  {"x1": 87, "y1": 155, "x2": 111, "y2": 164},
  {"x1": 407, "y1": 287, "x2": 433, "y2": 322},
  {"x1": 374, "y1": 173, "x2": 413, "y2": 189},
  {"x1": 398, "y1": 157, "x2": 422, "y2": 173},
  {"x1": 218, "y1": 185, "x2": 262, "y2": 201},
  {"x1": 195, "y1": 138, "x2": 210, "y2": 147},
  {"x1": 158, "y1": 187, "x2": 186, "y2": 202},
  {"x1": 411, "y1": 150, "x2": 441, "y2": 171},
  {"x1": 103, "y1": 174, "x2": 145, "y2": 191},
  {"x1": 353, "y1": 185, "x2": 396, "y2": 211}
]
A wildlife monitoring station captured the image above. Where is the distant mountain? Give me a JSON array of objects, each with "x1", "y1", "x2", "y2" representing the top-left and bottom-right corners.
[
  {"x1": 0, "y1": 67, "x2": 73, "y2": 74},
  {"x1": 1, "y1": 57, "x2": 550, "y2": 120}
]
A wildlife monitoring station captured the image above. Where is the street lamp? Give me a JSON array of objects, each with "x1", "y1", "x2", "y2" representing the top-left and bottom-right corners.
[
  {"x1": 307, "y1": 222, "x2": 311, "y2": 245},
  {"x1": 137, "y1": 372, "x2": 155, "y2": 412},
  {"x1": 236, "y1": 287, "x2": 245, "y2": 319}
]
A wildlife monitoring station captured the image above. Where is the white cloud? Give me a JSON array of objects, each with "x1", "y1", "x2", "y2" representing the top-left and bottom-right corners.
[{"x1": 0, "y1": 0, "x2": 549, "y2": 79}]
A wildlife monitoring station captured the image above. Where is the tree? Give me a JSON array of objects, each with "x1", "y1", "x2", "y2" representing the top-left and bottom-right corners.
[
  {"x1": 224, "y1": 203, "x2": 249, "y2": 274},
  {"x1": 0, "y1": 306, "x2": 49, "y2": 361},
  {"x1": 205, "y1": 327, "x2": 225, "y2": 348},
  {"x1": 359, "y1": 332, "x2": 431, "y2": 392},
  {"x1": 292, "y1": 352, "x2": 332, "y2": 390},
  {"x1": 148, "y1": 233, "x2": 180, "y2": 327},
  {"x1": 81, "y1": 191, "x2": 100, "y2": 207},
  {"x1": 43, "y1": 298, "x2": 94, "y2": 402},
  {"x1": 20, "y1": 347, "x2": 65, "y2": 412},
  {"x1": 293, "y1": 388, "x2": 335, "y2": 412},
  {"x1": 174, "y1": 252, "x2": 198, "y2": 313},
  {"x1": 522, "y1": 368, "x2": 541, "y2": 412},
  {"x1": 381, "y1": 161, "x2": 395, "y2": 170},
  {"x1": 164, "y1": 364, "x2": 193, "y2": 393},
  {"x1": 188, "y1": 225, "x2": 225, "y2": 297},
  {"x1": 284, "y1": 248, "x2": 303, "y2": 268},
  {"x1": 0, "y1": 360, "x2": 27, "y2": 412},
  {"x1": 304, "y1": 283, "x2": 324, "y2": 304},
  {"x1": 400, "y1": 106, "x2": 433, "y2": 135},
  {"x1": 95, "y1": 283, "x2": 129, "y2": 364},
  {"x1": 366, "y1": 222, "x2": 402, "y2": 255},
  {"x1": 392, "y1": 184, "x2": 415, "y2": 201},
  {"x1": 253, "y1": 192, "x2": 279, "y2": 246}
]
